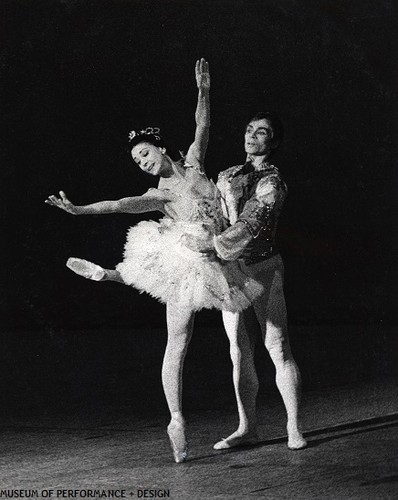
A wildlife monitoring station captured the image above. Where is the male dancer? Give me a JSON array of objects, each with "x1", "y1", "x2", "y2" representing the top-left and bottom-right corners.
[{"x1": 214, "y1": 112, "x2": 307, "y2": 450}]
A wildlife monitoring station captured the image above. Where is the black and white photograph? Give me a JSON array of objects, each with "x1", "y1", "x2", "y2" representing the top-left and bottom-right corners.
[{"x1": 1, "y1": 0, "x2": 397, "y2": 498}]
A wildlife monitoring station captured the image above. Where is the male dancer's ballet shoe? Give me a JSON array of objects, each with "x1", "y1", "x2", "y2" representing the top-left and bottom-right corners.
[
  {"x1": 167, "y1": 420, "x2": 188, "y2": 463},
  {"x1": 66, "y1": 257, "x2": 105, "y2": 281},
  {"x1": 213, "y1": 431, "x2": 259, "y2": 450},
  {"x1": 287, "y1": 432, "x2": 307, "y2": 450}
]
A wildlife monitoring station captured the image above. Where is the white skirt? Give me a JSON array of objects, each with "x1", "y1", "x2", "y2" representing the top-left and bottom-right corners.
[{"x1": 116, "y1": 220, "x2": 263, "y2": 312}]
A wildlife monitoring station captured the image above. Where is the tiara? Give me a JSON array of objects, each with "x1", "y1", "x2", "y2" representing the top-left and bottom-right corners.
[{"x1": 128, "y1": 127, "x2": 161, "y2": 141}]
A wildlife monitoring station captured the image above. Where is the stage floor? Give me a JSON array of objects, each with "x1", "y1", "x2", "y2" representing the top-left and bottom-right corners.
[{"x1": 1, "y1": 377, "x2": 397, "y2": 499}]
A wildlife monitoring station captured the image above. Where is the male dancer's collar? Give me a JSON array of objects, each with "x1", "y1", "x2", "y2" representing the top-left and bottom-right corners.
[
  {"x1": 221, "y1": 158, "x2": 277, "y2": 182},
  {"x1": 245, "y1": 155, "x2": 272, "y2": 171}
]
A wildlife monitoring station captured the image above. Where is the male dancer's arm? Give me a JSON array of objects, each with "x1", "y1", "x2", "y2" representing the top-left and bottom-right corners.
[{"x1": 214, "y1": 175, "x2": 281, "y2": 260}]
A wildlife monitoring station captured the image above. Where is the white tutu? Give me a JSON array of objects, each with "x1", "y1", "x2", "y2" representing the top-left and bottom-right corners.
[{"x1": 116, "y1": 219, "x2": 263, "y2": 312}]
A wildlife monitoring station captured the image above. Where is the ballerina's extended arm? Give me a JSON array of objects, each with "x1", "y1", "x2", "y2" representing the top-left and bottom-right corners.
[
  {"x1": 45, "y1": 189, "x2": 174, "y2": 215},
  {"x1": 185, "y1": 58, "x2": 210, "y2": 168}
]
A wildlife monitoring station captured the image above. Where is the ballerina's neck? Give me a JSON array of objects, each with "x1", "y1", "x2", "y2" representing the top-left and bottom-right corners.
[{"x1": 159, "y1": 159, "x2": 180, "y2": 179}]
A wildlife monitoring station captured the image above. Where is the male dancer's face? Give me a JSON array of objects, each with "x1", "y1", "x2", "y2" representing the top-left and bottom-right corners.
[{"x1": 244, "y1": 118, "x2": 275, "y2": 158}]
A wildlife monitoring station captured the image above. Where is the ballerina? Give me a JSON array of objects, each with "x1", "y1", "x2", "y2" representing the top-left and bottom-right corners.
[{"x1": 46, "y1": 59, "x2": 262, "y2": 463}]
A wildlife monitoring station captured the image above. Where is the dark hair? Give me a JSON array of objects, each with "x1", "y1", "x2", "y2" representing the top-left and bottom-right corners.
[
  {"x1": 246, "y1": 111, "x2": 284, "y2": 149},
  {"x1": 128, "y1": 130, "x2": 180, "y2": 162}
]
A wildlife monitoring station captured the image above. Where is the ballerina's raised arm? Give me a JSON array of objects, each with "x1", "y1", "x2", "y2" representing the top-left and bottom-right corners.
[
  {"x1": 45, "y1": 59, "x2": 211, "y2": 217},
  {"x1": 185, "y1": 58, "x2": 210, "y2": 168}
]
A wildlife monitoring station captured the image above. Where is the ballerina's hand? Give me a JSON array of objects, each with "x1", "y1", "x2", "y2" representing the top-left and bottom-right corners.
[
  {"x1": 195, "y1": 58, "x2": 210, "y2": 91},
  {"x1": 45, "y1": 191, "x2": 80, "y2": 215}
]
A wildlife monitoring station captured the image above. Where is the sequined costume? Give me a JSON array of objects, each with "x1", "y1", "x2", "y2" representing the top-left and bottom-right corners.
[
  {"x1": 214, "y1": 161, "x2": 287, "y2": 264},
  {"x1": 116, "y1": 159, "x2": 263, "y2": 312}
]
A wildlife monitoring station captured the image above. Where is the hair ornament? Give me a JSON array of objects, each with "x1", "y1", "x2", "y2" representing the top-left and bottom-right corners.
[{"x1": 128, "y1": 127, "x2": 161, "y2": 141}]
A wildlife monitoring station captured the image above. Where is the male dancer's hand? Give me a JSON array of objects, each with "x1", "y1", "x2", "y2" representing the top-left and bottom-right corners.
[{"x1": 181, "y1": 233, "x2": 214, "y2": 255}]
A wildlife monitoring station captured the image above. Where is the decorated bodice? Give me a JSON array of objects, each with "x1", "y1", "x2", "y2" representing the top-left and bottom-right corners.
[{"x1": 158, "y1": 161, "x2": 224, "y2": 233}]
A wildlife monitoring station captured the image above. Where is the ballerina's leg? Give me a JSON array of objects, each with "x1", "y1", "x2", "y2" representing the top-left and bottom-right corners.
[
  {"x1": 66, "y1": 257, "x2": 124, "y2": 283},
  {"x1": 162, "y1": 302, "x2": 195, "y2": 463},
  {"x1": 213, "y1": 309, "x2": 259, "y2": 450}
]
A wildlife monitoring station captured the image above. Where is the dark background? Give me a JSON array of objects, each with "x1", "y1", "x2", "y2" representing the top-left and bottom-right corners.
[{"x1": 1, "y1": 0, "x2": 397, "y2": 414}]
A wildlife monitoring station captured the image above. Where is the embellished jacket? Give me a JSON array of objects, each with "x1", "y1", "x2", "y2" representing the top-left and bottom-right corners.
[{"x1": 214, "y1": 161, "x2": 287, "y2": 264}]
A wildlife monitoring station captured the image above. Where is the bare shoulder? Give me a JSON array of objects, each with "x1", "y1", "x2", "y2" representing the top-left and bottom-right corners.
[{"x1": 185, "y1": 144, "x2": 205, "y2": 173}]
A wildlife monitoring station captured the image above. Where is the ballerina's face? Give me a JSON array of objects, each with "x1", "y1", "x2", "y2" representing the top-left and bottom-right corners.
[{"x1": 131, "y1": 142, "x2": 170, "y2": 176}]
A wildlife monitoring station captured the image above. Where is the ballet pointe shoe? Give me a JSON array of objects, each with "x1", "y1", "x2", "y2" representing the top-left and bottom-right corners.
[
  {"x1": 66, "y1": 257, "x2": 105, "y2": 281},
  {"x1": 213, "y1": 430, "x2": 259, "y2": 450},
  {"x1": 167, "y1": 420, "x2": 188, "y2": 463}
]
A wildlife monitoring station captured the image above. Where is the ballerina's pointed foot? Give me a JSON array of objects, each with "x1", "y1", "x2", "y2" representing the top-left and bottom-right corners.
[
  {"x1": 66, "y1": 257, "x2": 105, "y2": 281},
  {"x1": 213, "y1": 430, "x2": 259, "y2": 450},
  {"x1": 287, "y1": 430, "x2": 307, "y2": 450},
  {"x1": 167, "y1": 420, "x2": 188, "y2": 463}
]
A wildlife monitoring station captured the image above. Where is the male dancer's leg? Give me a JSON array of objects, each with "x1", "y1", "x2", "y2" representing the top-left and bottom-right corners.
[{"x1": 251, "y1": 256, "x2": 307, "y2": 450}]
